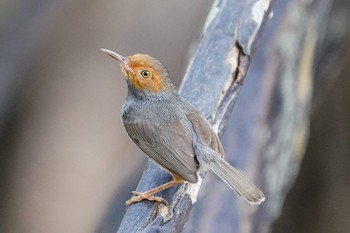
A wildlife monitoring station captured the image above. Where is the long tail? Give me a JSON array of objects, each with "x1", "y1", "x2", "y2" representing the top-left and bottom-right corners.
[{"x1": 198, "y1": 148, "x2": 265, "y2": 204}]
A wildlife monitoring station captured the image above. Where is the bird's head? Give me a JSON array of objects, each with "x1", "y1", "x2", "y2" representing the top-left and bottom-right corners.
[{"x1": 101, "y1": 48, "x2": 175, "y2": 98}]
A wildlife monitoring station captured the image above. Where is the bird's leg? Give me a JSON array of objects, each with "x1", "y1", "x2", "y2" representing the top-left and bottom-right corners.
[{"x1": 125, "y1": 178, "x2": 183, "y2": 208}]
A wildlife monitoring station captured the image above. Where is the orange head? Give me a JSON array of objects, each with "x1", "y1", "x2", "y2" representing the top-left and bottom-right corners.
[{"x1": 101, "y1": 48, "x2": 175, "y2": 97}]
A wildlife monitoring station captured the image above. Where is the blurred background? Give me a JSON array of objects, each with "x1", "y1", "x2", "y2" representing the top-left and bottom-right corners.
[
  {"x1": 0, "y1": 1, "x2": 212, "y2": 232},
  {"x1": 0, "y1": 1, "x2": 349, "y2": 233}
]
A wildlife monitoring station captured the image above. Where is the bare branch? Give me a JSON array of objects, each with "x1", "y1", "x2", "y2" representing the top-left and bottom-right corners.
[{"x1": 117, "y1": 0, "x2": 272, "y2": 232}]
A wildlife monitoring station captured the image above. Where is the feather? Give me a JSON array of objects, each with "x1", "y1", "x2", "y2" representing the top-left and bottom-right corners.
[{"x1": 123, "y1": 119, "x2": 199, "y2": 183}]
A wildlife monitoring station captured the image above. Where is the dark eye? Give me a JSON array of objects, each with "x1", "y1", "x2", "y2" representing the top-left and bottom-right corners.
[{"x1": 140, "y1": 70, "x2": 151, "y2": 79}]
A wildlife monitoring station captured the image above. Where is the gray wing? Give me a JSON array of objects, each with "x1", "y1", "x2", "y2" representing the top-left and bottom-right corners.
[
  {"x1": 188, "y1": 112, "x2": 265, "y2": 204},
  {"x1": 123, "y1": 119, "x2": 199, "y2": 183},
  {"x1": 186, "y1": 112, "x2": 224, "y2": 157}
]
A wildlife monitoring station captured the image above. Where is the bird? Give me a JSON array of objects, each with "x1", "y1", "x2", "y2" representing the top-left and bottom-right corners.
[{"x1": 101, "y1": 48, "x2": 265, "y2": 207}]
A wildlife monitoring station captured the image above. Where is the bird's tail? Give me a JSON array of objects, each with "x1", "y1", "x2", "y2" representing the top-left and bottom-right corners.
[{"x1": 198, "y1": 148, "x2": 265, "y2": 204}]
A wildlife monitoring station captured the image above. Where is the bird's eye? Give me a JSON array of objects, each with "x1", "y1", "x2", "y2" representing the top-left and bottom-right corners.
[{"x1": 140, "y1": 70, "x2": 151, "y2": 79}]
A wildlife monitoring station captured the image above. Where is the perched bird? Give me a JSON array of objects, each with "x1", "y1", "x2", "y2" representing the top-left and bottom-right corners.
[{"x1": 101, "y1": 48, "x2": 265, "y2": 207}]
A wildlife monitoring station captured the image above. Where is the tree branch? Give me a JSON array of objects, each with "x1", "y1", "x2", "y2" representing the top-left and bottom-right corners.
[{"x1": 117, "y1": 0, "x2": 272, "y2": 232}]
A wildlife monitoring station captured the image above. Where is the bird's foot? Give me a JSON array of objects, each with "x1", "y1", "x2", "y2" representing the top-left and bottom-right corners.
[{"x1": 125, "y1": 191, "x2": 169, "y2": 209}]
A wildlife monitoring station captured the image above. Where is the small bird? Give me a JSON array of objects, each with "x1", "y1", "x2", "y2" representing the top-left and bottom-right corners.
[{"x1": 101, "y1": 48, "x2": 265, "y2": 207}]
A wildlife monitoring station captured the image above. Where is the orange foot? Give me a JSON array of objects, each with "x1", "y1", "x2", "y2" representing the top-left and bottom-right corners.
[{"x1": 125, "y1": 191, "x2": 169, "y2": 208}]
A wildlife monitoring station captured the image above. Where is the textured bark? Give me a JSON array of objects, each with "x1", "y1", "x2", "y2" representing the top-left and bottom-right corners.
[
  {"x1": 184, "y1": 0, "x2": 334, "y2": 232},
  {"x1": 116, "y1": 0, "x2": 338, "y2": 232},
  {"x1": 117, "y1": 0, "x2": 272, "y2": 232}
]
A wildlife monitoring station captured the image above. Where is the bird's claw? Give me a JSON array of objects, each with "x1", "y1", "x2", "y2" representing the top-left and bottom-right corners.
[{"x1": 125, "y1": 191, "x2": 169, "y2": 209}]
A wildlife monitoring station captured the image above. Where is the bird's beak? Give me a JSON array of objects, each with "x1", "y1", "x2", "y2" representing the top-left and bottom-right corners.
[{"x1": 100, "y1": 48, "x2": 135, "y2": 74}]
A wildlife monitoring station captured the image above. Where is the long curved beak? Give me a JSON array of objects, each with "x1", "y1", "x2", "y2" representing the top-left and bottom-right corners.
[{"x1": 100, "y1": 48, "x2": 134, "y2": 74}]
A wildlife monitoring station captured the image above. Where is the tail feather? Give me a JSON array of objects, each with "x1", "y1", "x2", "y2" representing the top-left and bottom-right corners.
[{"x1": 208, "y1": 155, "x2": 265, "y2": 204}]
